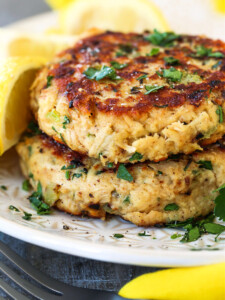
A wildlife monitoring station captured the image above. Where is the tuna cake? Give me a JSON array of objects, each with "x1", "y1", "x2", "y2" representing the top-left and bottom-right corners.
[
  {"x1": 31, "y1": 30, "x2": 225, "y2": 165},
  {"x1": 16, "y1": 133, "x2": 225, "y2": 226}
]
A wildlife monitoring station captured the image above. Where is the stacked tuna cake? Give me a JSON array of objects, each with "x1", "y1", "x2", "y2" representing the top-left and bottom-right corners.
[{"x1": 16, "y1": 30, "x2": 225, "y2": 226}]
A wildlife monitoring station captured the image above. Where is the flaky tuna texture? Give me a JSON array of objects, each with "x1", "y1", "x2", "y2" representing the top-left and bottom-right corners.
[
  {"x1": 16, "y1": 134, "x2": 225, "y2": 226},
  {"x1": 31, "y1": 30, "x2": 225, "y2": 164}
]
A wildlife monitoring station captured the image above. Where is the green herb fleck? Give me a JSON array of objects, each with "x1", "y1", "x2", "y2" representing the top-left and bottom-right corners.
[
  {"x1": 28, "y1": 181, "x2": 51, "y2": 215},
  {"x1": 62, "y1": 116, "x2": 70, "y2": 129},
  {"x1": 170, "y1": 233, "x2": 182, "y2": 239},
  {"x1": 192, "y1": 46, "x2": 224, "y2": 58},
  {"x1": 159, "y1": 67, "x2": 183, "y2": 82},
  {"x1": 216, "y1": 106, "x2": 223, "y2": 123},
  {"x1": 113, "y1": 233, "x2": 124, "y2": 238},
  {"x1": 9, "y1": 205, "x2": 19, "y2": 212},
  {"x1": 164, "y1": 203, "x2": 179, "y2": 211},
  {"x1": 27, "y1": 121, "x2": 41, "y2": 135},
  {"x1": 144, "y1": 29, "x2": 180, "y2": 47},
  {"x1": 61, "y1": 164, "x2": 77, "y2": 170},
  {"x1": 117, "y1": 164, "x2": 133, "y2": 182},
  {"x1": 203, "y1": 223, "x2": 225, "y2": 235},
  {"x1": 164, "y1": 56, "x2": 180, "y2": 65},
  {"x1": 22, "y1": 180, "x2": 31, "y2": 192},
  {"x1": 107, "y1": 162, "x2": 114, "y2": 168},
  {"x1": 138, "y1": 231, "x2": 151, "y2": 236},
  {"x1": 212, "y1": 61, "x2": 222, "y2": 70},
  {"x1": 184, "y1": 159, "x2": 192, "y2": 171},
  {"x1": 180, "y1": 226, "x2": 201, "y2": 243},
  {"x1": 0, "y1": 185, "x2": 7, "y2": 190},
  {"x1": 137, "y1": 74, "x2": 147, "y2": 81},
  {"x1": 147, "y1": 48, "x2": 160, "y2": 56},
  {"x1": 145, "y1": 85, "x2": 164, "y2": 94},
  {"x1": 123, "y1": 196, "x2": 130, "y2": 204},
  {"x1": 46, "y1": 75, "x2": 54, "y2": 88},
  {"x1": 110, "y1": 61, "x2": 128, "y2": 69},
  {"x1": 214, "y1": 186, "x2": 225, "y2": 221},
  {"x1": 65, "y1": 170, "x2": 70, "y2": 180},
  {"x1": 22, "y1": 211, "x2": 32, "y2": 221},
  {"x1": 197, "y1": 160, "x2": 213, "y2": 170},
  {"x1": 83, "y1": 66, "x2": 121, "y2": 81},
  {"x1": 129, "y1": 152, "x2": 143, "y2": 162},
  {"x1": 96, "y1": 170, "x2": 105, "y2": 175},
  {"x1": 72, "y1": 173, "x2": 82, "y2": 179}
]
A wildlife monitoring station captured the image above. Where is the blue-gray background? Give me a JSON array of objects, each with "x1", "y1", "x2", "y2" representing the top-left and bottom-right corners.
[{"x1": 0, "y1": 1, "x2": 161, "y2": 298}]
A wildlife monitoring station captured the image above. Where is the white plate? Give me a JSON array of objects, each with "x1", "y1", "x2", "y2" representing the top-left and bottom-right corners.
[{"x1": 1, "y1": 12, "x2": 225, "y2": 267}]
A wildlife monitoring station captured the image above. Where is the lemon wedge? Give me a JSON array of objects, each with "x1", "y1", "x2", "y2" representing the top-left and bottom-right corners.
[
  {"x1": 45, "y1": 0, "x2": 74, "y2": 10},
  {"x1": 0, "y1": 30, "x2": 78, "y2": 60},
  {"x1": 0, "y1": 57, "x2": 46, "y2": 155},
  {"x1": 59, "y1": 0, "x2": 169, "y2": 34}
]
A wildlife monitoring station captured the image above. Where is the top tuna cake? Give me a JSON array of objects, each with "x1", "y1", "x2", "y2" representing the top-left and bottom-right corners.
[{"x1": 31, "y1": 30, "x2": 225, "y2": 164}]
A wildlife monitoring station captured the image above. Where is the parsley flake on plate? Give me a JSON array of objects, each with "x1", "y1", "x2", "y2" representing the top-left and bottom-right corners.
[
  {"x1": 28, "y1": 181, "x2": 51, "y2": 215},
  {"x1": 117, "y1": 164, "x2": 133, "y2": 182},
  {"x1": 22, "y1": 211, "x2": 32, "y2": 221},
  {"x1": 138, "y1": 231, "x2": 151, "y2": 236},
  {"x1": 22, "y1": 180, "x2": 31, "y2": 192},
  {"x1": 113, "y1": 233, "x2": 124, "y2": 238},
  {"x1": 0, "y1": 185, "x2": 7, "y2": 190},
  {"x1": 9, "y1": 205, "x2": 19, "y2": 212}
]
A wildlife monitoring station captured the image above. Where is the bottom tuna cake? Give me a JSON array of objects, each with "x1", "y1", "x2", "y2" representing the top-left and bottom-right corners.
[{"x1": 16, "y1": 134, "x2": 225, "y2": 226}]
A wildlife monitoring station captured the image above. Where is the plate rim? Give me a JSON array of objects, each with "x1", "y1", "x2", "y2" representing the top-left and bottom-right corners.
[
  {"x1": 1, "y1": 13, "x2": 225, "y2": 267},
  {"x1": 1, "y1": 215, "x2": 225, "y2": 267}
]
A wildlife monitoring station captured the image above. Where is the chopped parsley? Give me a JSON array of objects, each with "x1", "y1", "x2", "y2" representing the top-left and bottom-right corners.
[
  {"x1": 113, "y1": 233, "x2": 124, "y2": 238},
  {"x1": 144, "y1": 29, "x2": 180, "y2": 47},
  {"x1": 9, "y1": 205, "x2": 19, "y2": 212},
  {"x1": 184, "y1": 159, "x2": 192, "y2": 171},
  {"x1": 197, "y1": 160, "x2": 213, "y2": 170},
  {"x1": 118, "y1": 44, "x2": 134, "y2": 54},
  {"x1": 107, "y1": 162, "x2": 114, "y2": 168},
  {"x1": 46, "y1": 75, "x2": 54, "y2": 88},
  {"x1": 22, "y1": 180, "x2": 31, "y2": 192},
  {"x1": 96, "y1": 170, "x2": 105, "y2": 175},
  {"x1": 62, "y1": 116, "x2": 70, "y2": 129},
  {"x1": 83, "y1": 66, "x2": 121, "y2": 81},
  {"x1": 123, "y1": 196, "x2": 130, "y2": 204},
  {"x1": 138, "y1": 231, "x2": 151, "y2": 236},
  {"x1": 158, "y1": 67, "x2": 183, "y2": 82},
  {"x1": 72, "y1": 173, "x2": 82, "y2": 179},
  {"x1": 192, "y1": 46, "x2": 224, "y2": 58},
  {"x1": 27, "y1": 121, "x2": 41, "y2": 135},
  {"x1": 203, "y1": 223, "x2": 225, "y2": 235},
  {"x1": 65, "y1": 170, "x2": 70, "y2": 180},
  {"x1": 180, "y1": 226, "x2": 201, "y2": 243},
  {"x1": 117, "y1": 164, "x2": 133, "y2": 182},
  {"x1": 52, "y1": 126, "x2": 66, "y2": 144},
  {"x1": 164, "y1": 56, "x2": 180, "y2": 65},
  {"x1": 28, "y1": 181, "x2": 51, "y2": 215},
  {"x1": 164, "y1": 203, "x2": 179, "y2": 211},
  {"x1": 147, "y1": 48, "x2": 160, "y2": 56},
  {"x1": 110, "y1": 61, "x2": 128, "y2": 69},
  {"x1": 61, "y1": 164, "x2": 77, "y2": 170},
  {"x1": 144, "y1": 85, "x2": 164, "y2": 94},
  {"x1": 216, "y1": 106, "x2": 223, "y2": 123},
  {"x1": 214, "y1": 184, "x2": 225, "y2": 221},
  {"x1": 137, "y1": 74, "x2": 148, "y2": 81},
  {"x1": 22, "y1": 212, "x2": 32, "y2": 221},
  {"x1": 0, "y1": 185, "x2": 7, "y2": 190},
  {"x1": 129, "y1": 152, "x2": 143, "y2": 162},
  {"x1": 170, "y1": 233, "x2": 182, "y2": 239}
]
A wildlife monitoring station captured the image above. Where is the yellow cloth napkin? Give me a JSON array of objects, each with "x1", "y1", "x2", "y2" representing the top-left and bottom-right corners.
[{"x1": 119, "y1": 263, "x2": 225, "y2": 300}]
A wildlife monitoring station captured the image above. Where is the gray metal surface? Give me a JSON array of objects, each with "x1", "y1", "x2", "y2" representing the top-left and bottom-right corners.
[{"x1": 0, "y1": 0, "x2": 163, "y2": 298}]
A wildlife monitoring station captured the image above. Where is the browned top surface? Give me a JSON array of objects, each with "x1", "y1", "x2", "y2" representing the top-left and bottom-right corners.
[{"x1": 44, "y1": 31, "x2": 225, "y2": 115}]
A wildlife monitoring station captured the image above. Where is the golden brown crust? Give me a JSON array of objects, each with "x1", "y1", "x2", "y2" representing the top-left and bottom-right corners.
[{"x1": 44, "y1": 31, "x2": 225, "y2": 115}]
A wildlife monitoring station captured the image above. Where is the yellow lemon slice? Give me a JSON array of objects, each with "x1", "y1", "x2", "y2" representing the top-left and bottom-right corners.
[
  {"x1": 0, "y1": 30, "x2": 78, "y2": 60},
  {"x1": 59, "y1": 0, "x2": 169, "y2": 34},
  {"x1": 0, "y1": 57, "x2": 46, "y2": 155},
  {"x1": 45, "y1": 0, "x2": 74, "y2": 10}
]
